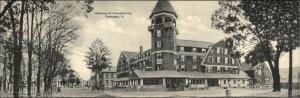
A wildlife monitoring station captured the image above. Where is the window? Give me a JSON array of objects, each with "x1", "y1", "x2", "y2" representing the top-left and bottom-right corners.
[
  {"x1": 193, "y1": 65, "x2": 197, "y2": 71},
  {"x1": 181, "y1": 65, "x2": 186, "y2": 71},
  {"x1": 176, "y1": 65, "x2": 180, "y2": 71},
  {"x1": 225, "y1": 49, "x2": 228, "y2": 54},
  {"x1": 217, "y1": 57, "x2": 220, "y2": 63},
  {"x1": 155, "y1": 17, "x2": 162, "y2": 24},
  {"x1": 157, "y1": 53, "x2": 162, "y2": 58},
  {"x1": 224, "y1": 80, "x2": 227, "y2": 84},
  {"x1": 157, "y1": 41, "x2": 161, "y2": 48},
  {"x1": 144, "y1": 78, "x2": 163, "y2": 85},
  {"x1": 232, "y1": 59, "x2": 235, "y2": 64},
  {"x1": 156, "y1": 59, "x2": 162, "y2": 64},
  {"x1": 257, "y1": 70, "x2": 262, "y2": 75},
  {"x1": 221, "y1": 67, "x2": 226, "y2": 72},
  {"x1": 180, "y1": 47, "x2": 184, "y2": 51},
  {"x1": 180, "y1": 55, "x2": 185, "y2": 61},
  {"x1": 202, "y1": 49, "x2": 206, "y2": 53},
  {"x1": 217, "y1": 48, "x2": 220, "y2": 54},
  {"x1": 111, "y1": 73, "x2": 114, "y2": 78},
  {"x1": 209, "y1": 56, "x2": 213, "y2": 63},
  {"x1": 165, "y1": 17, "x2": 172, "y2": 22},
  {"x1": 193, "y1": 56, "x2": 197, "y2": 62},
  {"x1": 192, "y1": 48, "x2": 196, "y2": 52},
  {"x1": 221, "y1": 57, "x2": 225, "y2": 63},
  {"x1": 234, "y1": 80, "x2": 236, "y2": 84},
  {"x1": 225, "y1": 57, "x2": 228, "y2": 64},
  {"x1": 156, "y1": 30, "x2": 161, "y2": 37},
  {"x1": 220, "y1": 48, "x2": 224, "y2": 54}
]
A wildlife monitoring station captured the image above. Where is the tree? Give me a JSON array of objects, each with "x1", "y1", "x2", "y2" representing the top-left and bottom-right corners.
[
  {"x1": 61, "y1": 78, "x2": 66, "y2": 87},
  {"x1": 0, "y1": 0, "x2": 17, "y2": 19},
  {"x1": 211, "y1": 1, "x2": 299, "y2": 92},
  {"x1": 85, "y1": 38, "x2": 110, "y2": 85},
  {"x1": 76, "y1": 78, "x2": 81, "y2": 87},
  {"x1": 8, "y1": 1, "x2": 26, "y2": 97},
  {"x1": 68, "y1": 73, "x2": 76, "y2": 88}
]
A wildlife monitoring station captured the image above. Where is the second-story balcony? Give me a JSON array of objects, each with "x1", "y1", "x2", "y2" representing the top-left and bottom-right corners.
[{"x1": 148, "y1": 22, "x2": 176, "y2": 31}]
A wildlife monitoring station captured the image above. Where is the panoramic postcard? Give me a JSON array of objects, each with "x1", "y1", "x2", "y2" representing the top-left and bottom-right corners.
[{"x1": 0, "y1": 0, "x2": 299, "y2": 97}]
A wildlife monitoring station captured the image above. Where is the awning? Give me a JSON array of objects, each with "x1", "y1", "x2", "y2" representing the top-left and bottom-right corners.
[
  {"x1": 115, "y1": 77, "x2": 130, "y2": 81},
  {"x1": 133, "y1": 70, "x2": 187, "y2": 78}
]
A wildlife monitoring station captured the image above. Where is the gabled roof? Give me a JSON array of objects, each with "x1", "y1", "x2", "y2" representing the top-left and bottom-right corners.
[
  {"x1": 121, "y1": 51, "x2": 139, "y2": 59},
  {"x1": 150, "y1": 0, "x2": 178, "y2": 18},
  {"x1": 176, "y1": 39, "x2": 213, "y2": 48}
]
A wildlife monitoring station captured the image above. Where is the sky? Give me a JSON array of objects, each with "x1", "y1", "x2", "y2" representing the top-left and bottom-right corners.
[{"x1": 66, "y1": 1, "x2": 300, "y2": 80}]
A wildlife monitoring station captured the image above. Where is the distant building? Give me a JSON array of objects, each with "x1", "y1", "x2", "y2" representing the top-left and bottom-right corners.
[
  {"x1": 298, "y1": 72, "x2": 300, "y2": 89},
  {"x1": 240, "y1": 62, "x2": 273, "y2": 88},
  {"x1": 115, "y1": 0, "x2": 250, "y2": 90},
  {"x1": 101, "y1": 66, "x2": 117, "y2": 88}
]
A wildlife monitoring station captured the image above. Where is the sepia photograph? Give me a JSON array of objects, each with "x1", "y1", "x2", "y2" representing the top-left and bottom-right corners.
[{"x1": 0, "y1": 0, "x2": 299, "y2": 97}]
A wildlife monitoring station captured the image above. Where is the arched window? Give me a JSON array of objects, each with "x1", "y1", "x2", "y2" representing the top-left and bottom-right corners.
[
  {"x1": 165, "y1": 16, "x2": 172, "y2": 23},
  {"x1": 155, "y1": 17, "x2": 162, "y2": 24}
]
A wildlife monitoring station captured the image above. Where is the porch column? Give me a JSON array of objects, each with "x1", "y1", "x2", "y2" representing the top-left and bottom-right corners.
[
  {"x1": 185, "y1": 78, "x2": 188, "y2": 84},
  {"x1": 140, "y1": 79, "x2": 143, "y2": 86},
  {"x1": 130, "y1": 80, "x2": 132, "y2": 86},
  {"x1": 205, "y1": 79, "x2": 208, "y2": 86},
  {"x1": 163, "y1": 78, "x2": 166, "y2": 87}
]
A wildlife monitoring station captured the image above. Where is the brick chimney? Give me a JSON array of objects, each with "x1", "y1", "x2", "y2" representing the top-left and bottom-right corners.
[{"x1": 140, "y1": 46, "x2": 143, "y2": 54}]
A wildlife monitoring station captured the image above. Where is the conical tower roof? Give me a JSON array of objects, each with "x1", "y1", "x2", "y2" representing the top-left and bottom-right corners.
[{"x1": 150, "y1": 0, "x2": 177, "y2": 18}]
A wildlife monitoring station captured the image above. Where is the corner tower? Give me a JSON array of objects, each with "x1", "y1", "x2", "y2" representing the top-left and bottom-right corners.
[{"x1": 148, "y1": 0, "x2": 178, "y2": 70}]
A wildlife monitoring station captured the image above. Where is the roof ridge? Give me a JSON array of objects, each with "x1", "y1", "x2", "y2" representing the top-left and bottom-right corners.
[{"x1": 176, "y1": 39, "x2": 213, "y2": 43}]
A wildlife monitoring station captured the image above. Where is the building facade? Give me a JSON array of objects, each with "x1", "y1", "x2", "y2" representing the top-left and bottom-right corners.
[
  {"x1": 240, "y1": 62, "x2": 273, "y2": 88},
  {"x1": 101, "y1": 66, "x2": 117, "y2": 88},
  {"x1": 116, "y1": 0, "x2": 250, "y2": 90}
]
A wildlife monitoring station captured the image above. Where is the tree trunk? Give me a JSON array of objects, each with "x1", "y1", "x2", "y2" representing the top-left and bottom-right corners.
[
  {"x1": 27, "y1": 3, "x2": 35, "y2": 97},
  {"x1": 2, "y1": 52, "x2": 7, "y2": 92},
  {"x1": 36, "y1": 4, "x2": 43, "y2": 96},
  {"x1": 262, "y1": 41, "x2": 281, "y2": 92},
  {"x1": 273, "y1": 48, "x2": 282, "y2": 92},
  {"x1": 288, "y1": 46, "x2": 293, "y2": 97},
  {"x1": 36, "y1": 65, "x2": 41, "y2": 96},
  {"x1": 44, "y1": 76, "x2": 52, "y2": 97},
  {"x1": 11, "y1": 1, "x2": 25, "y2": 97}
]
